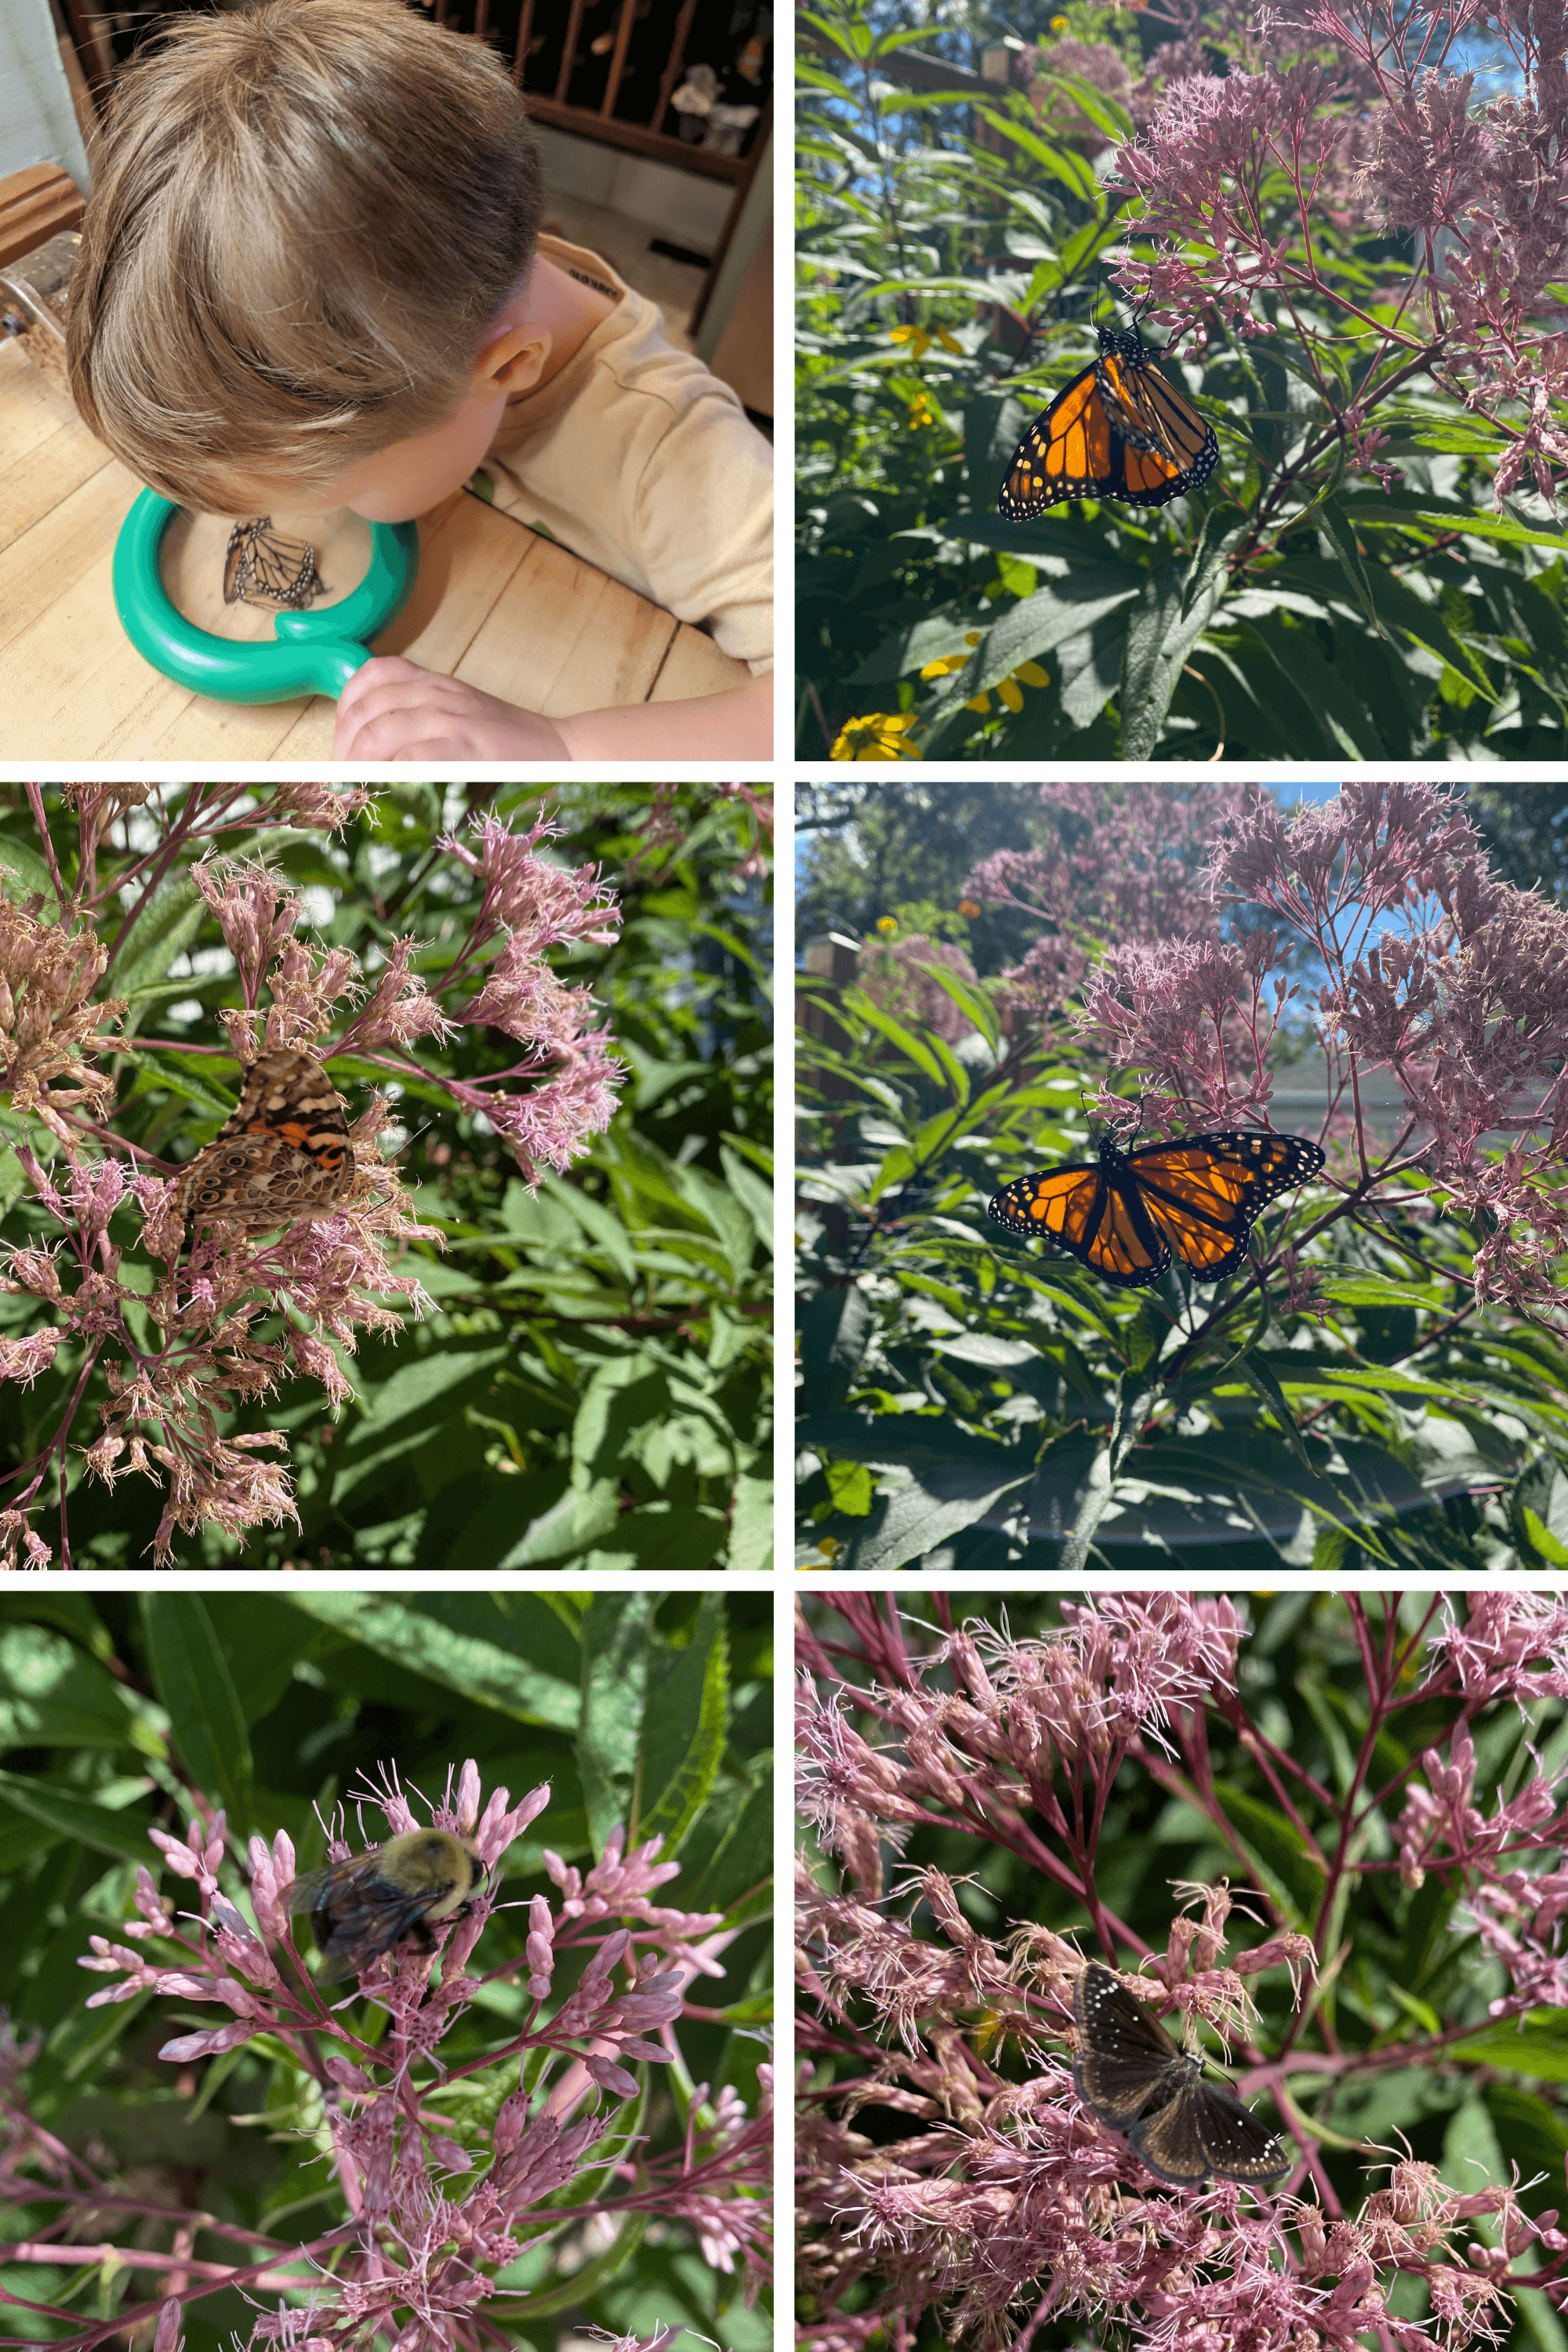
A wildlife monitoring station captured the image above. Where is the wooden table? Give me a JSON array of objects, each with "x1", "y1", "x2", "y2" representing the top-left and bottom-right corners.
[{"x1": 0, "y1": 339, "x2": 746, "y2": 758}]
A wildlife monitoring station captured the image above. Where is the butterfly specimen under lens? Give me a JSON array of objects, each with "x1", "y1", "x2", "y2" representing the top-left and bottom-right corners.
[
  {"x1": 987, "y1": 1128, "x2": 1325, "y2": 1290},
  {"x1": 1073, "y1": 1963, "x2": 1289, "y2": 2187},
  {"x1": 222, "y1": 517, "x2": 326, "y2": 609},
  {"x1": 998, "y1": 323, "x2": 1221, "y2": 518}
]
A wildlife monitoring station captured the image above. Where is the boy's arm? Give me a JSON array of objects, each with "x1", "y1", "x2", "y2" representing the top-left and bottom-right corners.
[
  {"x1": 557, "y1": 670, "x2": 770, "y2": 759},
  {"x1": 332, "y1": 657, "x2": 771, "y2": 761}
]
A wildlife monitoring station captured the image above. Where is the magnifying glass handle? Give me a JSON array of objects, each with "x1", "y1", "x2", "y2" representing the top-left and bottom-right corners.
[{"x1": 112, "y1": 491, "x2": 419, "y2": 706}]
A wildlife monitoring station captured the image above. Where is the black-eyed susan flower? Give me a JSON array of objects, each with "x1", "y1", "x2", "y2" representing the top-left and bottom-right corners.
[
  {"x1": 920, "y1": 633, "x2": 1051, "y2": 714},
  {"x1": 830, "y1": 713, "x2": 924, "y2": 761},
  {"x1": 889, "y1": 323, "x2": 964, "y2": 362}
]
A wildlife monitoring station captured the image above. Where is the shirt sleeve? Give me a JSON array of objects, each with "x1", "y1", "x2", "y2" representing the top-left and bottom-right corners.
[{"x1": 622, "y1": 383, "x2": 775, "y2": 673}]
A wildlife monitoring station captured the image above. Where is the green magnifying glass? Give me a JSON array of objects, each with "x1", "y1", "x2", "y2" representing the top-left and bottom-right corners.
[{"x1": 112, "y1": 488, "x2": 419, "y2": 705}]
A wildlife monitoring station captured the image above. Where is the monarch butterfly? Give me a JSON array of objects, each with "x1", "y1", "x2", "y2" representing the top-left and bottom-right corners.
[
  {"x1": 998, "y1": 324, "x2": 1221, "y2": 517},
  {"x1": 987, "y1": 1128, "x2": 1324, "y2": 1288},
  {"x1": 223, "y1": 517, "x2": 325, "y2": 609}
]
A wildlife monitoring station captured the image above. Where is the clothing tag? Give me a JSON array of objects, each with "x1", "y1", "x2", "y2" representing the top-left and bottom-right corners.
[{"x1": 564, "y1": 264, "x2": 619, "y2": 301}]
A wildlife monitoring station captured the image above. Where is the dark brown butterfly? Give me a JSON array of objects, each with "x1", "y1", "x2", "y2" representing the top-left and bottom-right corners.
[
  {"x1": 1073, "y1": 1963, "x2": 1290, "y2": 2187},
  {"x1": 222, "y1": 517, "x2": 325, "y2": 609}
]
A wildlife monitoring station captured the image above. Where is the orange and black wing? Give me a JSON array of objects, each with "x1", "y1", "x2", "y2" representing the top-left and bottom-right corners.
[
  {"x1": 223, "y1": 517, "x2": 325, "y2": 608},
  {"x1": 999, "y1": 361, "x2": 1116, "y2": 518},
  {"x1": 987, "y1": 1159, "x2": 1172, "y2": 1288},
  {"x1": 1123, "y1": 1131, "x2": 1325, "y2": 1283},
  {"x1": 1096, "y1": 328, "x2": 1220, "y2": 494},
  {"x1": 999, "y1": 326, "x2": 1219, "y2": 517}
]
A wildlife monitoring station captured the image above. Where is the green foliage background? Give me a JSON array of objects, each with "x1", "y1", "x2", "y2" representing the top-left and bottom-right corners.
[
  {"x1": 0, "y1": 779, "x2": 772, "y2": 1572},
  {"x1": 797, "y1": 0, "x2": 1568, "y2": 760},
  {"x1": 799, "y1": 1591, "x2": 1568, "y2": 2352},
  {"x1": 0, "y1": 1587, "x2": 773, "y2": 2352}
]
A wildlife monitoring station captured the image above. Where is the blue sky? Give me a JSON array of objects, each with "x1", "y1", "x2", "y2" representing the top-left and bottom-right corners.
[{"x1": 795, "y1": 775, "x2": 1351, "y2": 883}]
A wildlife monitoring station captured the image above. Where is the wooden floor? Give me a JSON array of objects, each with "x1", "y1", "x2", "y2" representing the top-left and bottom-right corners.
[{"x1": 0, "y1": 340, "x2": 745, "y2": 759}]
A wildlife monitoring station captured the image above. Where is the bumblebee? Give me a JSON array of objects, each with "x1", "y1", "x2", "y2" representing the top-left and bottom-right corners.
[{"x1": 281, "y1": 1829, "x2": 488, "y2": 1982}]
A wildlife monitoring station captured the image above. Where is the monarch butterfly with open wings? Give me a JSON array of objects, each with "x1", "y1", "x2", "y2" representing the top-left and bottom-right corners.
[
  {"x1": 988, "y1": 1128, "x2": 1324, "y2": 1288},
  {"x1": 999, "y1": 324, "x2": 1220, "y2": 517}
]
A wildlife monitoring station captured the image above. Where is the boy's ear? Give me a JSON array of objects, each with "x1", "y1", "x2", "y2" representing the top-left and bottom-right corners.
[{"x1": 472, "y1": 322, "x2": 550, "y2": 397}]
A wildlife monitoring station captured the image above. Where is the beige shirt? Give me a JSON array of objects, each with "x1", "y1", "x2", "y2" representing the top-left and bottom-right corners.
[{"x1": 481, "y1": 235, "x2": 773, "y2": 673}]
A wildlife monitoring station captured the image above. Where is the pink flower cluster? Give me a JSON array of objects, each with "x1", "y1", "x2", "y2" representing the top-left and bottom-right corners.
[
  {"x1": 974, "y1": 777, "x2": 1568, "y2": 1313},
  {"x1": 798, "y1": 1592, "x2": 1568, "y2": 2352},
  {"x1": 52, "y1": 1761, "x2": 771, "y2": 2351},
  {"x1": 1111, "y1": 0, "x2": 1568, "y2": 501},
  {"x1": 0, "y1": 786, "x2": 630, "y2": 1563},
  {"x1": 964, "y1": 779, "x2": 1257, "y2": 1036}
]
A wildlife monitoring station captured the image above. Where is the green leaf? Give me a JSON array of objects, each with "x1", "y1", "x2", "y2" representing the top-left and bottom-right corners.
[
  {"x1": 825, "y1": 1458, "x2": 877, "y2": 1515},
  {"x1": 578, "y1": 1594, "x2": 654, "y2": 1849},
  {"x1": 0, "y1": 1146, "x2": 27, "y2": 1217},
  {"x1": 139, "y1": 1595, "x2": 253, "y2": 1829},
  {"x1": 111, "y1": 876, "x2": 209, "y2": 1002},
  {"x1": 1347, "y1": 503, "x2": 1568, "y2": 553},
  {"x1": 799, "y1": 1287, "x2": 876, "y2": 1412},
  {"x1": 278, "y1": 1592, "x2": 582, "y2": 1726},
  {"x1": 638, "y1": 1590, "x2": 728, "y2": 1856},
  {"x1": 1448, "y1": 2012, "x2": 1568, "y2": 2079},
  {"x1": 1210, "y1": 1777, "x2": 1327, "y2": 1923},
  {"x1": 538, "y1": 1174, "x2": 640, "y2": 1285},
  {"x1": 677, "y1": 1750, "x2": 772, "y2": 1918},
  {"x1": 726, "y1": 1471, "x2": 773, "y2": 1571},
  {"x1": 842, "y1": 1457, "x2": 1031, "y2": 1573},
  {"x1": 0, "y1": 1623, "x2": 131, "y2": 1751},
  {"x1": 0, "y1": 1766, "x2": 156, "y2": 1862},
  {"x1": 1120, "y1": 527, "x2": 1243, "y2": 759},
  {"x1": 0, "y1": 829, "x2": 61, "y2": 908}
]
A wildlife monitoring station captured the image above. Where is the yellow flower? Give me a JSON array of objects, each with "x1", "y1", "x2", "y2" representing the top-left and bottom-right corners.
[
  {"x1": 830, "y1": 713, "x2": 924, "y2": 761},
  {"x1": 919, "y1": 630, "x2": 983, "y2": 681},
  {"x1": 890, "y1": 323, "x2": 964, "y2": 361},
  {"x1": 877, "y1": 916, "x2": 898, "y2": 935},
  {"x1": 908, "y1": 394, "x2": 935, "y2": 430},
  {"x1": 1050, "y1": 13, "x2": 1069, "y2": 27},
  {"x1": 963, "y1": 658, "x2": 1052, "y2": 716},
  {"x1": 916, "y1": 635, "x2": 1048, "y2": 715}
]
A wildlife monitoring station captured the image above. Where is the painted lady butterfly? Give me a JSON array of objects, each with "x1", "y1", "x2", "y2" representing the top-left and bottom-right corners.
[{"x1": 173, "y1": 1047, "x2": 354, "y2": 1243}]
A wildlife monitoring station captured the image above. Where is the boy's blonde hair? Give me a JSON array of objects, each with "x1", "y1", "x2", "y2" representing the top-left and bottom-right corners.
[{"x1": 68, "y1": 0, "x2": 544, "y2": 512}]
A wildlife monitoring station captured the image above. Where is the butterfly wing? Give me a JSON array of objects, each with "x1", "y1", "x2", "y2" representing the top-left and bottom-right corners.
[
  {"x1": 1073, "y1": 1965, "x2": 1186, "y2": 2125},
  {"x1": 988, "y1": 1155, "x2": 1171, "y2": 1287},
  {"x1": 1097, "y1": 328, "x2": 1220, "y2": 492},
  {"x1": 1077, "y1": 1964, "x2": 1289, "y2": 2189},
  {"x1": 998, "y1": 361, "x2": 1112, "y2": 518},
  {"x1": 1185, "y1": 2078, "x2": 1290, "y2": 2184},
  {"x1": 1125, "y1": 1131, "x2": 1325, "y2": 1283},
  {"x1": 223, "y1": 517, "x2": 323, "y2": 609},
  {"x1": 1121, "y1": 2082, "x2": 1211, "y2": 2184},
  {"x1": 175, "y1": 1048, "x2": 353, "y2": 1244}
]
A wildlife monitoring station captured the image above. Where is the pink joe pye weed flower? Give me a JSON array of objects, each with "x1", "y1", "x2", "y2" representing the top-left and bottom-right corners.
[
  {"x1": 967, "y1": 777, "x2": 1568, "y2": 1315},
  {"x1": 47, "y1": 1759, "x2": 772, "y2": 2352},
  {"x1": 1109, "y1": 0, "x2": 1568, "y2": 504},
  {"x1": 0, "y1": 783, "x2": 630, "y2": 1565},
  {"x1": 798, "y1": 1592, "x2": 1568, "y2": 2352}
]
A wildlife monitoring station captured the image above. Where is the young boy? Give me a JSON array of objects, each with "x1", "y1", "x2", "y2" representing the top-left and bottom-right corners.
[{"x1": 67, "y1": 0, "x2": 772, "y2": 760}]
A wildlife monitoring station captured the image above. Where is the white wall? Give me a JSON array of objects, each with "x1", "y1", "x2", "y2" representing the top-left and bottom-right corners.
[
  {"x1": 531, "y1": 121, "x2": 730, "y2": 249},
  {"x1": 1, "y1": 0, "x2": 89, "y2": 189}
]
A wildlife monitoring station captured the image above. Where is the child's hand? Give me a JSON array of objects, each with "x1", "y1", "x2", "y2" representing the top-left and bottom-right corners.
[{"x1": 333, "y1": 659, "x2": 572, "y2": 761}]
